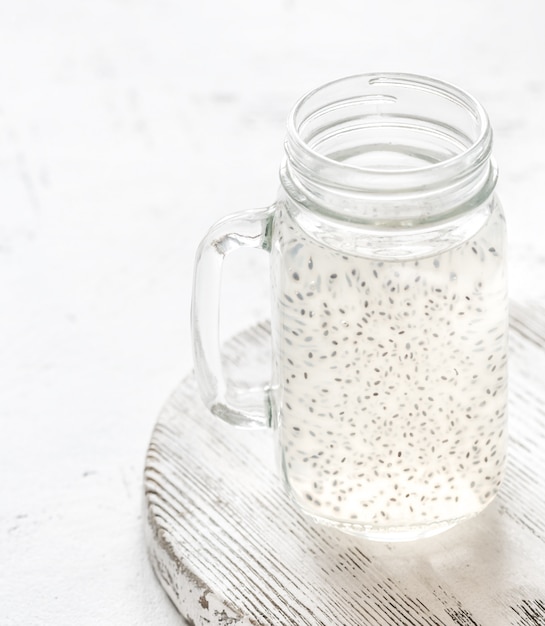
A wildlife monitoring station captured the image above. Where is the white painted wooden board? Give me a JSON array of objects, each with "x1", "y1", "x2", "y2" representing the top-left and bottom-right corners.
[{"x1": 145, "y1": 314, "x2": 545, "y2": 626}]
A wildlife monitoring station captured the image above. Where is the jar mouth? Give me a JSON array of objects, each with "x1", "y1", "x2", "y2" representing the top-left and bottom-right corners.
[{"x1": 283, "y1": 73, "x2": 496, "y2": 225}]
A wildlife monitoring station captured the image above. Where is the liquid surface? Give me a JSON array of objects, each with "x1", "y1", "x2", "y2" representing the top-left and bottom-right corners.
[{"x1": 270, "y1": 200, "x2": 508, "y2": 539}]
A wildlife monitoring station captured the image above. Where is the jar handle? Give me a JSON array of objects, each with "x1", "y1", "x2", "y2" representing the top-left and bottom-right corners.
[{"x1": 191, "y1": 205, "x2": 275, "y2": 428}]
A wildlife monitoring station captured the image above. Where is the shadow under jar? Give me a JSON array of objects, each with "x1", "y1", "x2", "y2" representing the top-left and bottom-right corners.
[{"x1": 192, "y1": 73, "x2": 508, "y2": 541}]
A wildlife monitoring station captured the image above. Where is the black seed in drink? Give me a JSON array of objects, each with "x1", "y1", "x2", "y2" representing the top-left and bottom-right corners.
[{"x1": 271, "y1": 205, "x2": 507, "y2": 538}]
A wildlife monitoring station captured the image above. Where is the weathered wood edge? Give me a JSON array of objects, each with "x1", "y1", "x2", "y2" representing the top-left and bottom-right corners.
[{"x1": 145, "y1": 495, "x2": 257, "y2": 626}]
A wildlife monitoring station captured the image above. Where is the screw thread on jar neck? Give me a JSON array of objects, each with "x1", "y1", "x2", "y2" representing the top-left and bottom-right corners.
[{"x1": 281, "y1": 73, "x2": 497, "y2": 227}]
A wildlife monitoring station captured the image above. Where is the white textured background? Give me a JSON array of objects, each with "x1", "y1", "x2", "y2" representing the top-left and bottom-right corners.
[{"x1": 1, "y1": 1, "x2": 544, "y2": 624}]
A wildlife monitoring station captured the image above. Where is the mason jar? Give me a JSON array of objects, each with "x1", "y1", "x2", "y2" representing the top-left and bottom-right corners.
[{"x1": 192, "y1": 73, "x2": 508, "y2": 541}]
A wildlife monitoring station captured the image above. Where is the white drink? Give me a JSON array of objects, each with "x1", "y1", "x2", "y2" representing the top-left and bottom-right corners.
[{"x1": 270, "y1": 202, "x2": 508, "y2": 540}]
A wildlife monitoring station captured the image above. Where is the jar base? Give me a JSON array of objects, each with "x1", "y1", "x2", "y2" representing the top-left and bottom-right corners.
[{"x1": 301, "y1": 509, "x2": 481, "y2": 542}]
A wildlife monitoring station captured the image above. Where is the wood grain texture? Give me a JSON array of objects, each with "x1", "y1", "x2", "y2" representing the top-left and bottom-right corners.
[{"x1": 144, "y1": 314, "x2": 545, "y2": 626}]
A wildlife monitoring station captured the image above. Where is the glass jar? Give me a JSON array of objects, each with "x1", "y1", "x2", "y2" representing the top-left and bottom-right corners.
[{"x1": 192, "y1": 73, "x2": 508, "y2": 541}]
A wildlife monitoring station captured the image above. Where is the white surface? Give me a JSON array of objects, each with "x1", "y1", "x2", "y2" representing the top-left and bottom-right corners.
[{"x1": 1, "y1": 1, "x2": 544, "y2": 624}]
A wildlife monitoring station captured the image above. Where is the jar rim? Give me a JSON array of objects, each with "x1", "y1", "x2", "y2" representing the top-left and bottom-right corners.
[{"x1": 286, "y1": 72, "x2": 492, "y2": 181}]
